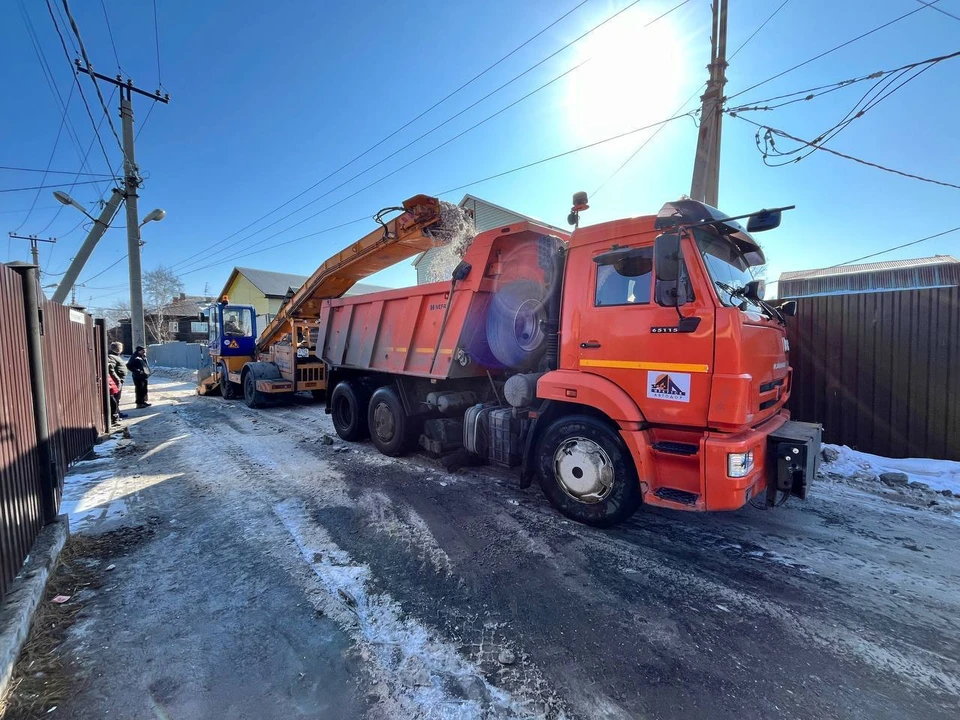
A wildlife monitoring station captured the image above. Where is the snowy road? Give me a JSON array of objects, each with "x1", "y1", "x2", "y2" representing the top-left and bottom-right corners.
[{"x1": 50, "y1": 375, "x2": 960, "y2": 719}]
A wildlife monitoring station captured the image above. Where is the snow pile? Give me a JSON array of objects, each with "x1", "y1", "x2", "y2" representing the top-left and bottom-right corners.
[
  {"x1": 149, "y1": 365, "x2": 198, "y2": 383},
  {"x1": 821, "y1": 444, "x2": 960, "y2": 495},
  {"x1": 426, "y1": 201, "x2": 477, "y2": 283}
]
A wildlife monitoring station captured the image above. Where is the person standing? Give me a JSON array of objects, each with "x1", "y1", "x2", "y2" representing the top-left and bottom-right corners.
[
  {"x1": 126, "y1": 346, "x2": 152, "y2": 408},
  {"x1": 107, "y1": 342, "x2": 128, "y2": 422}
]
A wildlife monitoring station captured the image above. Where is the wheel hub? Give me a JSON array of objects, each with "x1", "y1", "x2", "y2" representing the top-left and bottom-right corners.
[
  {"x1": 553, "y1": 437, "x2": 614, "y2": 503},
  {"x1": 372, "y1": 402, "x2": 396, "y2": 442}
]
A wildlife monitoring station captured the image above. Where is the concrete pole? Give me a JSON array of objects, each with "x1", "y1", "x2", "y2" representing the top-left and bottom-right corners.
[
  {"x1": 121, "y1": 93, "x2": 146, "y2": 350},
  {"x1": 690, "y1": 0, "x2": 728, "y2": 207},
  {"x1": 30, "y1": 240, "x2": 40, "y2": 268},
  {"x1": 51, "y1": 188, "x2": 124, "y2": 304}
]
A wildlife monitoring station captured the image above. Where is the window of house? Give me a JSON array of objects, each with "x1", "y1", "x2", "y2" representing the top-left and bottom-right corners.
[
  {"x1": 595, "y1": 248, "x2": 654, "y2": 306},
  {"x1": 168, "y1": 320, "x2": 179, "y2": 333}
]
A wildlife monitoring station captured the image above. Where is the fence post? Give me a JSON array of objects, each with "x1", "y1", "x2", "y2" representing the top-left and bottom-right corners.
[
  {"x1": 95, "y1": 318, "x2": 111, "y2": 432},
  {"x1": 8, "y1": 262, "x2": 58, "y2": 524}
]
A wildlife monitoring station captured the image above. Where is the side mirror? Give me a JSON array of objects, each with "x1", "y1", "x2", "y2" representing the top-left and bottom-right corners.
[
  {"x1": 743, "y1": 279, "x2": 765, "y2": 302},
  {"x1": 777, "y1": 300, "x2": 798, "y2": 317},
  {"x1": 746, "y1": 209, "x2": 781, "y2": 233},
  {"x1": 198, "y1": 311, "x2": 207, "y2": 321},
  {"x1": 654, "y1": 232, "x2": 680, "y2": 282}
]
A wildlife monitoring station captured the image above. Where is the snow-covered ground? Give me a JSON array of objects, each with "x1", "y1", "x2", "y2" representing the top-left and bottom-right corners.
[{"x1": 820, "y1": 443, "x2": 960, "y2": 499}]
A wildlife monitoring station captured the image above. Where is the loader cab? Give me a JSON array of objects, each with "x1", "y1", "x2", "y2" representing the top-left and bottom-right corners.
[{"x1": 202, "y1": 302, "x2": 257, "y2": 357}]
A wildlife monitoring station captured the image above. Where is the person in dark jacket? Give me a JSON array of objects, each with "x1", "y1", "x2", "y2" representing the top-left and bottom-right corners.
[
  {"x1": 107, "y1": 342, "x2": 128, "y2": 422},
  {"x1": 126, "y1": 346, "x2": 152, "y2": 408}
]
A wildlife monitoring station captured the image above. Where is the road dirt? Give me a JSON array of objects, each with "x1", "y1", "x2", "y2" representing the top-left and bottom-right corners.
[{"x1": 16, "y1": 373, "x2": 960, "y2": 719}]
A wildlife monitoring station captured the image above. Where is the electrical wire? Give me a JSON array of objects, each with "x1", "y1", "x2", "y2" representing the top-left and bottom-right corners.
[
  {"x1": 60, "y1": 0, "x2": 126, "y2": 162},
  {"x1": 173, "y1": 58, "x2": 593, "y2": 272},
  {"x1": 833, "y1": 226, "x2": 960, "y2": 266},
  {"x1": 99, "y1": 0, "x2": 121, "y2": 71},
  {"x1": 726, "y1": 1, "x2": 943, "y2": 102},
  {"x1": 47, "y1": 0, "x2": 116, "y2": 174},
  {"x1": 915, "y1": 0, "x2": 960, "y2": 22},
  {"x1": 591, "y1": 0, "x2": 788, "y2": 198},
  {"x1": 175, "y1": 109, "x2": 696, "y2": 279},
  {"x1": 78, "y1": 253, "x2": 127, "y2": 284},
  {"x1": 1, "y1": 178, "x2": 116, "y2": 193},
  {"x1": 168, "y1": 0, "x2": 638, "y2": 270},
  {"x1": 0, "y1": 166, "x2": 117, "y2": 177},
  {"x1": 732, "y1": 115, "x2": 960, "y2": 190},
  {"x1": 152, "y1": 0, "x2": 163, "y2": 89}
]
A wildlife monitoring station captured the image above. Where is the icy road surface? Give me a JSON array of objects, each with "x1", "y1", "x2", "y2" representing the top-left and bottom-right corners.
[{"x1": 50, "y1": 374, "x2": 960, "y2": 719}]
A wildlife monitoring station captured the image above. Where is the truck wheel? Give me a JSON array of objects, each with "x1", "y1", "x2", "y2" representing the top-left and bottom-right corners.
[
  {"x1": 220, "y1": 363, "x2": 239, "y2": 400},
  {"x1": 243, "y1": 373, "x2": 267, "y2": 409},
  {"x1": 331, "y1": 381, "x2": 368, "y2": 441},
  {"x1": 486, "y1": 280, "x2": 548, "y2": 370},
  {"x1": 367, "y1": 386, "x2": 409, "y2": 457},
  {"x1": 536, "y1": 415, "x2": 641, "y2": 527}
]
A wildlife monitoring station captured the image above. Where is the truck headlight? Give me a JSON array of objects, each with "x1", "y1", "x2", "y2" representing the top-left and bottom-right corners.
[{"x1": 728, "y1": 450, "x2": 754, "y2": 478}]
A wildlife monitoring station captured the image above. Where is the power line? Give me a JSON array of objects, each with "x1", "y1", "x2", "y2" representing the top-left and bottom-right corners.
[
  {"x1": 732, "y1": 115, "x2": 960, "y2": 190},
  {"x1": 728, "y1": 0, "x2": 791, "y2": 61},
  {"x1": 1, "y1": 178, "x2": 115, "y2": 193},
  {"x1": 915, "y1": 0, "x2": 960, "y2": 22},
  {"x1": 168, "y1": 0, "x2": 628, "y2": 270},
  {"x1": 726, "y1": 1, "x2": 943, "y2": 101},
  {"x1": 46, "y1": 0, "x2": 116, "y2": 174},
  {"x1": 79, "y1": 253, "x2": 126, "y2": 284},
  {"x1": 59, "y1": 0, "x2": 126, "y2": 160},
  {"x1": 99, "y1": 0, "x2": 121, "y2": 71},
  {"x1": 834, "y1": 226, "x2": 960, "y2": 266},
  {"x1": 176, "y1": 109, "x2": 696, "y2": 279},
  {"x1": 152, "y1": 0, "x2": 163, "y2": 89},
  {"x1": 0, "y1": 165, "x2": 117, "y2": 177}
]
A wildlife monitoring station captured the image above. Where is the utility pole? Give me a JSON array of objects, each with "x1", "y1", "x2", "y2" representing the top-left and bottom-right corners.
[
  {"x1": 690, "y1": 0, "x2": 728, "y2": 207},
  {"x1": 76, "y1": 62, "x2": 169, "y2": 349},
  {"x1": 8, "y1": 233, "x2": 56, "y2": 270},
  {"x1": 51, "y1": 188, "x2": 123, "y2": 304}
]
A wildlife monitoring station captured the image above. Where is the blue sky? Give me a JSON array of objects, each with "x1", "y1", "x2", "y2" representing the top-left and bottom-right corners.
[{"x1": 2, "y1": 0, "x2": 957, "y2": 308}]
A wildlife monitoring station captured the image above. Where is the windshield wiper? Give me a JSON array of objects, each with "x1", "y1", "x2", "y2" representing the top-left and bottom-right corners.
[{"x1": 717, "y1": 281, "x2": 784, "y2": 325}]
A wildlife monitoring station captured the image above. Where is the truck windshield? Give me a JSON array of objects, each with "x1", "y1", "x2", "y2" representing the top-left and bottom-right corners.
[
  {"x1": 222, "y1": 308, "x2": 253, "y2": 337},
  {"x1": 694, "y1": 228, "x2": 764, "y2": 309}
]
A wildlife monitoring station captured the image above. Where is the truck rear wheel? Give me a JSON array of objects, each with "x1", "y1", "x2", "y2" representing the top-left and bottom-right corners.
[
  {"x1": 331, "y1": 381, "x2": 368, "y2": 441},
  {"x1": 220, "y1": 363, "x2": 240, "y2": 400},
  {"x1": 536, "y1": 415, "x2": 641, "y2": 527},
  {"x1": 367, "y1": 386, "x2": 410, "y2": 457}
]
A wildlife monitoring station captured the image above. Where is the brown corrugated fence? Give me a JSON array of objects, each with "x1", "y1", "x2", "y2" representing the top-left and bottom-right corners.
[
  {"x1": 0, "y1": 264, "x2": 107, "y2": 602},
  {"x1": 786, "y1": 286, "x2": 960, "y2": 461}
]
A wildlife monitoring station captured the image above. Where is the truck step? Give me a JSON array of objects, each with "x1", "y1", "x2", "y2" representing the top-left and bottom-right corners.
[
  {"x1": 652, "y1": 441, "x2": 699, "y2": 456},
  {"x1": 654, "y1": 488, "x2": 700, "y2": 505}
]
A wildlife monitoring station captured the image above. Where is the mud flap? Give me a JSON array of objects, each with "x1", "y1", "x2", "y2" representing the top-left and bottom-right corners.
[{"x1": 766, "y1": 421, "x2": 822, "y2": 505}]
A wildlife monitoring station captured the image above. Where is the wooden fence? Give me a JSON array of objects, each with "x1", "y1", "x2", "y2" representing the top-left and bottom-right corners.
[
  {"x1": 786, "y1": 286, "x2": 960, "y2": 461},
  {"x1": 0, "y1": 263, "x2": 107, "y2": 602}
]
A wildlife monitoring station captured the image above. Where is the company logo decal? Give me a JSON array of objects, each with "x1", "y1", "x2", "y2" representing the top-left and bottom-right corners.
[{"x1": 647, "y1": 371, "x2": 691, "y2": 403}]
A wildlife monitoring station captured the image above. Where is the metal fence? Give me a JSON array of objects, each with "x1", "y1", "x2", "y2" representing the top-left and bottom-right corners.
[
  {"x1": 0, "y1": 264, "x2": 107, "y2": 602},
  {"x1": 146, "y1": 341, "x2": 207, "y2": 370},
  {"x1": 786, "y1": 286, "x2": 960, "y2": 461}
]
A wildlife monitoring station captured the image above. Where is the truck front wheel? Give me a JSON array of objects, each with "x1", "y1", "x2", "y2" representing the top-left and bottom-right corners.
[
  {"x1": 367, "y1": 386, "x2": 409, "y2": 457},
  {"x1": 536, "y1": 415, "x2": 641, "y2": 527},
  {"x1": 331, "y1": 381, "x2": 368, "y2": 441}
]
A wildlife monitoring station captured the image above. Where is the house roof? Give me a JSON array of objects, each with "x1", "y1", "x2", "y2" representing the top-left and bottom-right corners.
[
  {"x1": 779, "y1": 255, "x2": 959, "y2": 281},
  {"x1": 220, "y1": 266, "x2": 392, "y2": 300},
  {"x1": 158, "y1": 295, "x2": 212, "y2": 317}
]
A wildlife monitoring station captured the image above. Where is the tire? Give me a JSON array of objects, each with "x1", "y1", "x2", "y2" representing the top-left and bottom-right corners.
[
  {"x1": 486, "y1": 279, "x2": 548, "y2": 370},
  {"x1": 367, "y1": 386, "x2": 410, "y2": 457},
  {"x1": 535, "y1": 415, "x2": 641, "y2": 527},
  {"x1": 220, "y1": 363, "x2": 240, "y2": 400},
  {"x1": 243, "y1": 372, "x2": 267, "y2": 409},
  {"x1": 331, "y1": 381, "x2": 368, "y2": 441}
]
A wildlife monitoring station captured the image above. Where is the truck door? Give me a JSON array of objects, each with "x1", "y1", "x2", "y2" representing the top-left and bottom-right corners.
[{"x1": 577, "y1": 242, "x2": 714, "y2": 426}]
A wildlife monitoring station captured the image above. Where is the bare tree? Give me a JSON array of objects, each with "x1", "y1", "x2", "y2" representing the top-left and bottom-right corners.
[
  {"x1": 102, "y1": 300, "x2": 131, "y2": 330},
  {"x1": 143, "y1": 266, "x2": 185, "y2": 344}
]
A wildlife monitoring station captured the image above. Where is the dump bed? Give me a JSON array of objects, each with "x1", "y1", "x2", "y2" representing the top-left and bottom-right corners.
[{"x1": 317, "y1": 221, "x2": 570, "y2": 379}]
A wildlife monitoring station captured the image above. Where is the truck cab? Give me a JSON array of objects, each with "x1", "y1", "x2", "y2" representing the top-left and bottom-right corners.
[{"x1": 196, "y1": 301, "x2": 257, "y2": 398}]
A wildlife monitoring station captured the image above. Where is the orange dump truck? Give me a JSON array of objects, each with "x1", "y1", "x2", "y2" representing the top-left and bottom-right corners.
[
  {"x1": 231, "y1": 193, "x2": 821, "y2": 526},
  {"x1": 319, "y1": 193, "x2": 822, "y2": 525}
]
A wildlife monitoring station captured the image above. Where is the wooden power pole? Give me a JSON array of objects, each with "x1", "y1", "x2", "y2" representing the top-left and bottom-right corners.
[{"x1": 690, "y1": 0, "x2": 728, "y2": 207}]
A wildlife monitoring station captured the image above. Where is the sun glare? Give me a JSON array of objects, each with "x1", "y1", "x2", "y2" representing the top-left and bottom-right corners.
[{"x1": 565, "y1": 6, "x2": 690, "y2": 146}]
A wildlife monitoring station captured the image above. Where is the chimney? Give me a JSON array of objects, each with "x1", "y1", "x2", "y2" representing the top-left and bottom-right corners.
[{"x1": 179, "y1": 292, "x2": 186, "y2": 300}]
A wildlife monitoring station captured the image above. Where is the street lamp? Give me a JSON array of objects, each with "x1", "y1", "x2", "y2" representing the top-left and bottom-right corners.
[
  {"x1": 139, "y1": 208, "x2": 166, "y2": 227},
  {"x1": 53, "y1": 190, "x2": 96, "y2": 221}
]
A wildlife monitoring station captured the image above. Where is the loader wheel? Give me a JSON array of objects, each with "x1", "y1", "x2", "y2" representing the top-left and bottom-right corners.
[
  {"x1": 367, "y1": 386, "x2": 410, "y2": 457},
  {"x1": 331, "y1": 381, "x2": 368, "y2": 442},
  {"x1": 243, "y1": 373, "x2": 267, "y2": 409},
  {"x1": 220, "y1": 363, "x2": 240, "y2": 400},
  {"x1": 536, "y1": 415, "x2": 641, "y2": 527}
]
